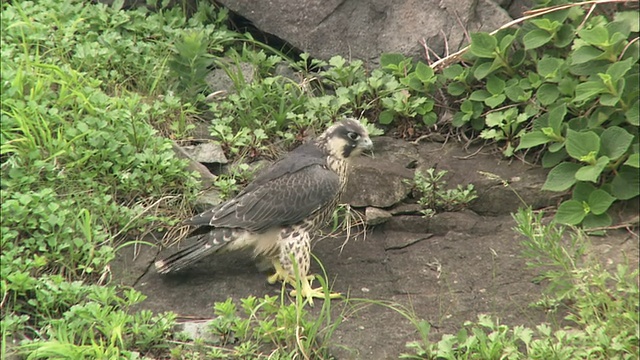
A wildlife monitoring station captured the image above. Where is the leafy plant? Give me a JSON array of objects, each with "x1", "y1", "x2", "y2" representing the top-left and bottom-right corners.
[
  {"x1": 409, "y1": 168, "x2": 478, "y2": 217},
  {"x1": 440, "y1": 2, "x2": 639, "y2": 227}
]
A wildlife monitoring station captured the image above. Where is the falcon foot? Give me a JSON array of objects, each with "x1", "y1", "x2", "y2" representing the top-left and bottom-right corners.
[
  {"x1": 267, "y1": 260, "x2": 341, "y2": 305},
  {"x1": 290, "y1": 277, "x2": 341, "y2": 306}
]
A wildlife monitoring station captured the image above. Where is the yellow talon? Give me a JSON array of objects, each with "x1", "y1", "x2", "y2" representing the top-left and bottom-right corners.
[{"x1": 268, "y1": 259, "x2": 341, "y2": 305}]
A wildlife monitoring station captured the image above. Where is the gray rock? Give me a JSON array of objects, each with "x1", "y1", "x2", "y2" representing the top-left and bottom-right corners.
[
  {"x1": 389, "y1": 203, "x2": 424, "y2": 216},
  {"x1": 175, "y1": 320, "x2": 221, "y2": 344},
  {"x1": 383, "y1": 231, "x2": 433, "y2": 251},
  {"x1": 205, "y1": 62, "x2": 256, "y2": 98},
  {"x1": 382, "y1": 215, "x2": 430, "y2": 233},
  {"x1": 216, "y1": 0, "x2": 512, "y2": 64},
  {"x1": 365, "y1": 207, "x2": 392, "y2": 226},
  {"x1": 182, "y1": 142, "x2": 228, "y2": 164},
  {"x1": 193, "y1": 188, "x2": 223, "y2": 213},
  {"x1": 344, "y1": 158, "x2": 414, "y2": 208}
]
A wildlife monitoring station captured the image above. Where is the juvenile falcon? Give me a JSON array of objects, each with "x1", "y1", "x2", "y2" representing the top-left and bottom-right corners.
[{"x1": 155, "y1": 118, "x2": 373, "y2": 303}]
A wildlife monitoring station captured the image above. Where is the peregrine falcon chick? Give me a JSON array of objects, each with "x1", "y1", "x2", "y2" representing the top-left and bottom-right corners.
[{"x1": 155, "y1": 118, "x2": 373, "y2": 304}]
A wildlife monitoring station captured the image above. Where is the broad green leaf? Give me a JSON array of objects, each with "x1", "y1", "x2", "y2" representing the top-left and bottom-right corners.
[
  {"x1": 442, "y1": 64, "x2": 464, "y2": 79},
  {"x1": 582, "y1": 212, "x2": 612, "y2": 229},
  {"x1": 600, "y1": 126, "x2": 633, "y2": 159},
  {"x1": 422, "y1": 112, "x2": 438, "y2": 126},
  {"x1": 614, "y1": 11, "x2": 640, "y2": 32},
  {"x1": 558, "y1": 77, "x2": 578, "y2": 96},
  {"x1": 555, "y1": 200, "x2": 587, "y2": 225},
  {"x1": 625, "y1": 99, "x2": 638, "y2": 126},
  {"x1": 504, "y1": 84, "x2": 526, "y2": 102},
  {"x1": 380, "y1": 53, "x2": 406, "y2": 68},
  {"x1": 415, "y1": 62, "x2": 435, "y2": 82},
  {"x1": 606, "y1": 57, "x2": 634, "y2": 81},
  {"x1": 575, "y1": 156, "x2": 609, "y2": 183},
  {"x1": 611, "y1": 166, "x2": 640, "y2": 200},
  {"x1": 470, "y1": 33, "x2": 497, "y2": 58},
  {"x1": 470, "y1": 90, "x2": 491, "y2": 101},
  {"x1": 498, "y1": 34, "x2": 516, "y2": 53},
  {"x1": 542, "y1": 148, "x2": 568, "y2": 168},
  {"x1": 600, "y1": 94, "x2": 620, "y2": 107},
  {"x1": 624, "y1": 153, "x2": 639, "y2": 168},
  {"x1": 574, "y1": 81, "x2": 606, "y2": 102},
  {"x1": 486, "y1": 75, "x2": 506, "y2": 95},
  {"x1": 578, "y1": 26, "x2": 609, "y2": 46},
  {"x1": 542, "y1": 162, "x2": 581, "y2": 191},
  {"x1": 555, "y1": 24, "x2": 575, "y2": 48},
  {"x1": 570, "y1": 46, "x2": 604, "y2": 65},
  {"x1": 548, "y1": 104, "x2": 566, "y2": 133},
  {"x1": 537, "y1": 84, "x2": 560, "y2": 105},
  {"x1": 537, "y1": 56, "x2": 563, "y2": 79},
  {"x1": 485, "y1": 112, "x2": 505, "y2": 127},
  {"x1": 565, "y1": 129, "x2": 600, "y2": 160},
  {"x1": 474, "y1": 62, "x2": 494, "y2": 80},
  {"x1": 588, "y1": 189, "x2": 616, "y2": 215},
  {"x1": 378, "y1": 110, "x2": 395, "y2": 125},
  {"x1": 485, "y1": 94, "x2": 506, "y2": 109},
  {"x1": 523, "y1": 29, "x2": 553, "y2": 50},
  {"x1": 447, "y1": 82, "x2": 466, "y2": 96},
  {"x1": 516, "y1": 130, "x2": 550, "y2": 150},
  {"x1": 573, "y1": 181, "x2": 597, "y2": 202}
]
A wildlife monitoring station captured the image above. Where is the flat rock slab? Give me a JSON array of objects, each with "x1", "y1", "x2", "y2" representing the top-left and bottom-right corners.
[{"x1": 112, "y1": 214, "x2": 638, "y2": 358}]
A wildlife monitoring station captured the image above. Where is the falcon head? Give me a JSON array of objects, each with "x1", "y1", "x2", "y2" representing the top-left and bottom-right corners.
[{"x1": 317, "y1": 118, "x2": 374, "y2": 160}]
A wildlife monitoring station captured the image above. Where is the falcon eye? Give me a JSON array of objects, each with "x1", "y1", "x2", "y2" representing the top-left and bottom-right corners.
[{"x1": 347, "y1": 132, "x2": 360, "y2": 141}]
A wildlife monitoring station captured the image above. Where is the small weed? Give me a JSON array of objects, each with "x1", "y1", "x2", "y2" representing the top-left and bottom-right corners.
[{"x1": 408, "y1": 168, "x2": 478, "y2": 217}]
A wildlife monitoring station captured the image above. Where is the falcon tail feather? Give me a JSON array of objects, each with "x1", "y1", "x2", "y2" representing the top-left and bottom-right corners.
[{"x1": 154, "y1": 236, "x2": 220, "y2": 274}]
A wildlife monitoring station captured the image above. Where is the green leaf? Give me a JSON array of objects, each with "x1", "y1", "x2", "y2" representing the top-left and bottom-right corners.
[
  {"x1": 570, "y1": 46, "x2": 604, "y2": 65},
  {"x1": 606, "y1": 57, "x2": 634, "y2": 82},
  {"x1": 470, "y1": 90, "x2": 491, "y2": 101},
  {"x1": 574, "y1": 81, "x2": 607, "y2": 103},
  {"x1": 485, "y1": 112, "x2": 505, "y2": 127},
  {"x1": 516, "y1": 130, "x2": 551, "y2": 150},
  {"x1": 422, "y1": 112, "x2": 438, "y2": 126},
  {"x1": 542, "y1": 148, "x2": 568, "y2": 168},
  {"x1": 565, "y1": 129, "x2": 600, "y2": 160},
  {"x1": 542, "y1": 162, "x2": 581, "y2": 191},
  {"x1": 614, "y1": 11, "x2": 640, "y2": 32},
  {"x1": 624, "y1": 153, "x2": 639, "y2": 168},
  {"x1": 470, "y1": 33, "x2": 497, "y2": 58},
  {"x1": 626, "y1": 100, "x2": 639, "y2": 126},
  {"x1": 537, "y1": 84, "x2": 560, "y2": 105},
  {"x1": 573, "y1": 181, "x2": 597, "y2": 202},
  {"x1": 588, "y1": 189, "x2": 616, "y2": 215},
  {"x1": 504, "y1": 84, "x2": 526, "y2": 102},
  {"x1": 486, "y1": 75, "x2": 506, "y2": 95},
  {"x1": 611, "y1": 166, "x2": 640, "y2": 200},
  {"x1": 555, "y1": 24, "x2": 575, "y2": 48},
  {"x1": 575, "y1": 156, "x2": 609, "y2": 183},
  {"x1": 582, "y1": 212, "x2": 612, "y2": 229},
  {"x1": 548, "y1": 104, "x2": 567, "y2": 133},
  {"x1": 523, "y1": 29, "x2": 553, "y2": 50},
  {"x1": 380, "y1": 53, "x2": 406, "y2": 68},
  {"x1": 447, "y1": 82, "x2": 466, "y2": 96},
  {"x1": 498, "y1": 34, "x2": 516, "y2": 53},
  {"x1": 599, "y1": 126, "x2": 633, "y2": 160},
  {"x1": 379, "y1": 110, "x2": 395, "y2": 125},
  {"x1": 474, "y1": 62, "x2": 494, "y2": 80},
  {"x1": 442, "y1": 64, "x2": 464, "y2": 79},
  {"x1": 415, "y1": 62, "x2": 434, "y2": 82},
  {"x1": 555, "y1": 200, "x2": 587, "y2": 225},
  {"x1": 485, "y1": 94, "x2": 506, "y2": 108},
  {"x1": 537, "y1": 56, "x2": 563, "y2": 79},
  {"x1": 578, "y1": 26, "x2": 609, "y2": 46}
]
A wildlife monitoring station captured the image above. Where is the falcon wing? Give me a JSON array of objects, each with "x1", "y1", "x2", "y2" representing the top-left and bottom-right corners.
[{"x1": 186, "y1": 163, "x2": 340, "y2": 232}]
